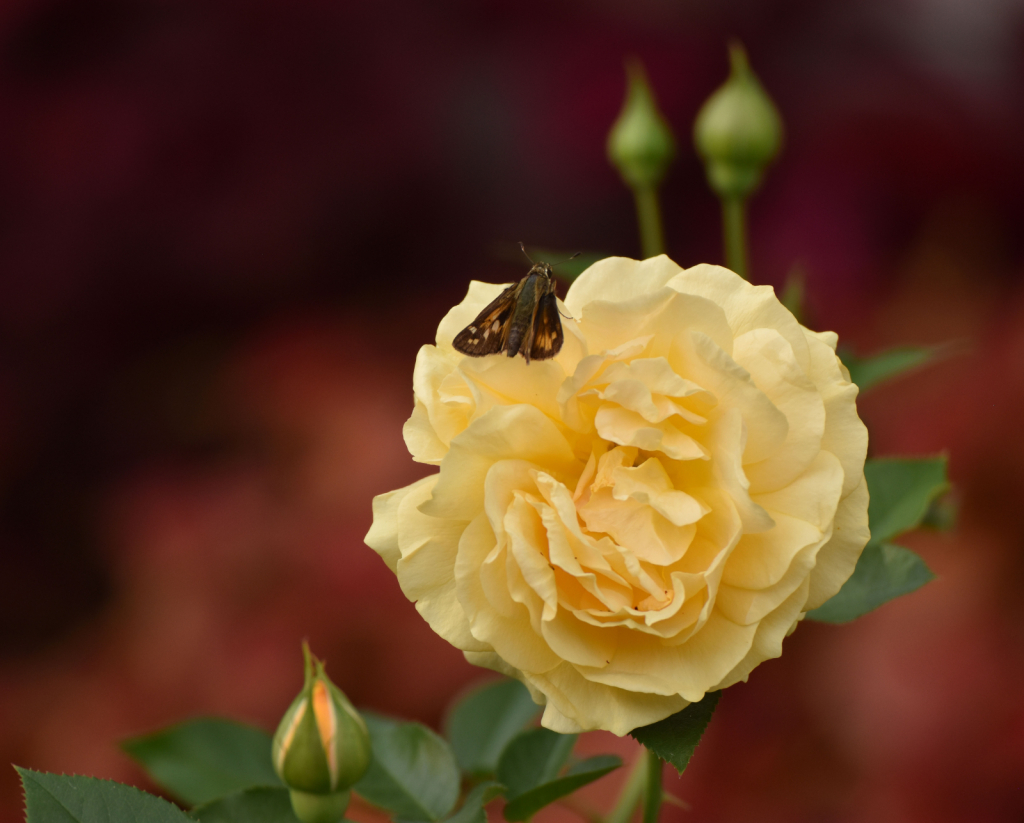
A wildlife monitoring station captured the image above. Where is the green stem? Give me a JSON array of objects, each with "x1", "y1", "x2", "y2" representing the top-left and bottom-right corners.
[
  {"x1": 606, "y1": 750, "x2": 649, "y2": 823},
  {"x1": 721, "y1": 196, "x2": 748, "y2": 279},
  {"x1": 641, "y1": 750, "x2": 663, "y2": 823},
  {"x1": 633, "y1": 185, "x2": 665, "y2": 259}
]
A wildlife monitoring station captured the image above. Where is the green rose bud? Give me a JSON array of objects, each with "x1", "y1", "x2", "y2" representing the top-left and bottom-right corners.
[
  {"x1": 273, "y1": 643, "x2": 371, "y2": 823},
  {"x1": 694, "y1": 42, "x2": 783, "y2": 200},
  {"x1": 288, "y1": 790, "x2": 353, "y2": 823},
  {"x1": 607, "y1": 59, "x2": 676, "y2": 190}
]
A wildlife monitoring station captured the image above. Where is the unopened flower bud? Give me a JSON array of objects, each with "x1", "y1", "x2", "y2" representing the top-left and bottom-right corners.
[
  {"x1": 607, "y1": 60, "x2": 676, "y2": 190},
  {"x1": 694, "y1": 43, "x2": 782, "y2": 200},
  {"x1": 273, "y1": 644, "x2": 371, "y2": 823}
]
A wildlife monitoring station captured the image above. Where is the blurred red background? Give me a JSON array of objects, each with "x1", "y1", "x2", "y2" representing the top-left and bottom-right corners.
[{"x1": 1, "y1": 1, "x2": 1023, "y2": 821}]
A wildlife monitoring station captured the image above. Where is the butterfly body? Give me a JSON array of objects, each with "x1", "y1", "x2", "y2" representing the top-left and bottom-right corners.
[{"x1": 453, "y1": 262, "x2": 564, "y2": 363}]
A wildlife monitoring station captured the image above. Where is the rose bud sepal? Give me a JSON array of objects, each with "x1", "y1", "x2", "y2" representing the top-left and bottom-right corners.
[
  {"x1": 607, "y1": 59, "x2": 676, "y2": 191},
  {"x1": 289, "y1": 790, "x2": 352, "y2": 823},
  {"x1": 272, "y1": 643, "x2": 371, "y2": 823},
  {"x1": 607, "y1": 59, "x2": 676, "y2": 258},
  {"x1": 693, "y1": 42, "x2": 782, "y2": 201},
  {"x1": 692, "y1": 42, "x2": 782, "y2": 279}
]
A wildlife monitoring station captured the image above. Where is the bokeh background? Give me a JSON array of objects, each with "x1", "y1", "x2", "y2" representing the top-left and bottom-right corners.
[{"x1": 2, "y1": 0, "x2": 1024, "y2": 821}]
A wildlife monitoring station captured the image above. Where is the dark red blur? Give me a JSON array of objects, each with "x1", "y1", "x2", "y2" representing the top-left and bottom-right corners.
[{"x1": 1, "y1": 1, "x2": 1023, "y2": 821}]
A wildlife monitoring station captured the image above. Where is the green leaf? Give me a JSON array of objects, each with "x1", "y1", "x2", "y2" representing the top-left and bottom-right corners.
[
  {"x1": 496, "y1": 728, "x2": 576, "y2": 798},
  {"x1": 444, "y1": 678, "x2": 540, "y2": 776},
  {"x1": 843, "y1": 346, "x2": 935, "y2": 392},
  {"x1": 17, "y1": 768, "x2": 193, "y2": 823},
  {"x1": 629, "y1": 692, "x2": 720, "y2": 775},
  {"x1": 187, "y1": 788, "x2": 299, "y2": 823},
  {"x1": 864, "y1": 456, "x2": 949, "y2": 545},
  {"x1": 496, "y1": 729, "x2": 620, "y2": 823},
  {"x1": 922, "y1": 494, "x2": 957, "y2": 532},
  {"x1": 805, "y1": 542, "x2": 935, "y2": 623},
  {"x1": 122, "y1": 718, "x2": 281, "y2": 807},
  {"x1": 501, "y1": 756, "x2": 622, "y2": 823},
  {"x1": 354, "y1": 713, "x2": 460, "y2": 822},
  {"x1": 442, "y1": 781, "x2": 505, "y2": 823},
  {"x1": 806, "y1": 456, "x2": 946, "y2": 623}
]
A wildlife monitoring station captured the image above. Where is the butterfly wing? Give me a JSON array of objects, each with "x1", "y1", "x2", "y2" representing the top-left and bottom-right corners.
[
  {"x1": 528, "y1": 290, "x2": 564, "y2": 361},
  {"x1": 452, "y1": 283, "x2": 518, "y2": 356}
]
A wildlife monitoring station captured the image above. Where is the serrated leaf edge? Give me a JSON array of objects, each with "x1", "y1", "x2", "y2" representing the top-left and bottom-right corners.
[{"x1": 16, "y1": 767, "x2": 191, "y2": 822}]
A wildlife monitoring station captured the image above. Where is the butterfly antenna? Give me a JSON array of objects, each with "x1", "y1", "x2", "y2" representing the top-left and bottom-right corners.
[
  {"x1": 553, "y1": 251, "x2": 581, "y2": 266},
  {"x1": 518, "y1": 241, "x2": 535, "y2": 265}
]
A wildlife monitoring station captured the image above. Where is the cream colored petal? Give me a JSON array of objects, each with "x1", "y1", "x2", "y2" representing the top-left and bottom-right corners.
[
  {"x1": 597, "y1": 378, "x2": 665, "y2": 423},
  {"x1": 596, "y1": 375, "x2": 712, "y2": 426},
  {"x1": 420, "y1": 405, "x2": 581, "y2": 521},
  {"x1": 365, "y1": 475, "x2": 436, "y2": 572},
  {"x1": 563, "y1": 255, "x2": 685, "y2": 316},
  {"x1": 458, "y1": 355, "x2": 567, "y2": 427},
  {"x1": 590, "y1": 445, "x2": 635, "y2": 488},
  {"x1": 505, "y1": 494, "x2": 559, "y2": 622},
  {"x1": 715, "y1": 535, "x2": 823, "y2": 625},
  {"x1": 578, "y1": 289, "x2": 735, "y2": 365},
  {"x1": 804, "y1": 475, "x2": 871, "y2": 610},
  {"x1": 528, "y1": 662, "x2": 690, "y2": 736},
  {"x1": 736, "y1": 329, "x2": 826, "y2": 494},
  {"x1": 681, "y1": 332, "x2": 788, "y2": 464},
  {"x1": 714, "y1": 576, "x2": 810, "y2": 690},
  {"x1": 553, "y1": 309, "x2": 589, "y2": 374},
  {"x1": 455, "y1": 512, "x2": 562, "y2": 674},
  {"x1": 536, "y1": 472, "x2": 622, "y2": 579},
  {"x1": 579, "y1": 488, "x2": 696, "y2": 566},
  {"x1": 611, "y1": 458, "x2": 710, "y2": 527},
  {"x1": 548, "y1": 534, "x2": 634, "y2": 613},
  {"x1": 706, "y1": 408, "x2": 775, "y2": 533},
  {"x1": 595, "y1": 406, "x2": 708, "y2": 461},
  {"x1": 602, "y1": 357, "x2": 713, "y2": 401},
  {"x1": 721, "y1": 512, "x2": 824, "y2": 590},
  {"x1": 559, "y1": 342, "x2": 652, "y2": 432},
  {"x1": 539, "y1": 608, "x2": 618, "y2": 669},
  {"x1": 752, "y1": 450, "x2": 844, "y2": 531},
  {"x1": 671, "y1": 486, "x2": 744, "y2": 578},
  {"x1": 415, "y1": 592, "x2": 486, "y2": 655},
  {"x1": 573, "y1": 293, "x2": 674, "y2": 357},
  {"x1": 805, "y1": 332, "x2": 869, "y2": 498},
  {"x1": 483, "y1": 459, "x2": 544, "y2": 545},
  {"x1": 532, "y1": 474, "x2": 637, "y2": 608},
  {"x1": 395, "y1": 475, "x2": 462, "y2": 591},
  {"x1": 821, "y1": 380, "x2": 867, "y2": 499},
  {"x1": 403, "y1": 400, "x2": 449, "y2": 465},
  {"x1": 666, "y1": 263, "x2": 812, "y2": 374},
  {"x1": 809, "y1": 329, "x2": 838, "y2": 350},
  {"x1": 639, "y1": 574, "x2": 706, "y2": 634},
  {"x1": 407, "y1": 345, "x2": 471, "y2": 462},
  {"x1": 392, "y1": 477, "x2": 486, "y2": 653},
  {"x1": 577, "y1": 609, "x2": 756, "y2": 701}
]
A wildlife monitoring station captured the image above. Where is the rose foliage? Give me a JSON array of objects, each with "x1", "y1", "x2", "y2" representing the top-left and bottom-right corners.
[{"x1": 366, "y1": 257, "x2": 869, "y2": 735}]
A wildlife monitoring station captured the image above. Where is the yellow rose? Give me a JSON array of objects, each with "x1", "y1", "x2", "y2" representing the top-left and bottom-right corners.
[{"x1": 366, "y1": 256, "x2": 869, "y2": 735}]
